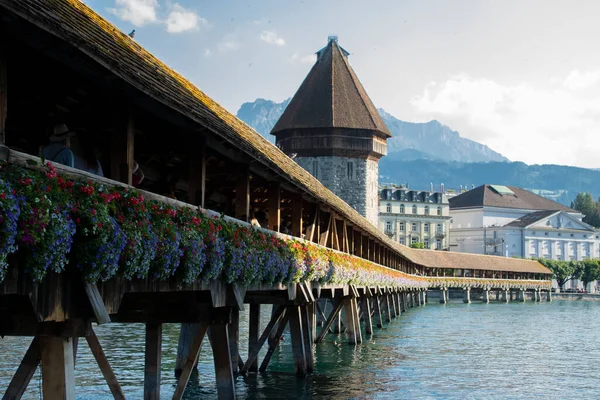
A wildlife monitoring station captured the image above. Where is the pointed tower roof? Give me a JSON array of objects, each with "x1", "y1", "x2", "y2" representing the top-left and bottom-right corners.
[{"x1": 271, "y1": 36, "x2": 391, "y2": 137}]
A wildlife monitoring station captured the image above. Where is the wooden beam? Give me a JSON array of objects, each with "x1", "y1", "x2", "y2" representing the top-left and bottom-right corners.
[
  {"x1": 306, "y1": 204, "x2": 319, "y2": 243},
  {"x1": 126, "y1": 112, "x2": 134, "y2": 186},
  {"x1": 242, "y1": 305, "x2": 285, "y2": 373},
  {"x1": 175, "y1": 323, "x2": 202, "y2": 379},
  {"x1": 342, "y1": 221, "x2": 350, "y2": 253},
  {"x1": 315, "y1": 299, "x2": 344, "y2": 343},
  {"x1": 343, "y1": 298, "x2": 357, "y2": 345},
  {"x1": 172, "y1": 321, "x2": 209, "y2": 400},
  {"x1": 319, "y1": 212, "x2": 332, "y2": 247},
  {"x1": 288, "y1": 306, "x2": 307, "y2": 376},
  {"x1": 373, "y1": 294, "x2": 384, "y2": 329},
  {"x1": 3, "y1": 337, "x2": 40, "y2": 400},
  {"x1": 210, "y1": 321, "x2": 236, "y2": 399},
  {"x1": 259, "y1": 313, "x2": 289, "y2": 372},
  {"x1": 40, "y1": 336, "x2": 75, "y2": 400},
  {"x1": 235, "y1": 168, "x2": 250, "y2": 221},
  {"x1": 354, "y1": 230, "x2": 363, "y2": 258},
  {"x1": 228, "y1": 308, "x2": 241, "y2": 374},
  {"x1": 291, "y1": 194, "x2": 303, "y2": 238},
  {"x1": 300, "y1": 304, "x2": 314, "y2": 372},
  {"x1": 0, "y1": 39, "x2": 6, "y2": 145},
  {"x1": 247, "y1": 304, "x2": 260, "y2": 372},
  {"x1": 86, "y1": 330, "x2": 125, "y2": 400},
  {"x1": 188, "y1": 142, "x2": 205, "y2": 206},
  {"x1": 360, "y1": 295, "x2": 373, "y2": 336},
  {"x1": 331, "y1": 217, "x2": 340, "y2": 251},
  {"x1": 144, "y1": 323, "x2": 162, "y2": 400},
  {"x1": 267, "y1": 183, "x2": 281, "y2": 232},
  {"x1": 84, "y1": 283, "x2": 111, "y2": 324}
]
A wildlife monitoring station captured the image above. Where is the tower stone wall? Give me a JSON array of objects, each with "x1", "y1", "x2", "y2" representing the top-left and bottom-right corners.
[{"x1": 296, "y1": 156, "x2": 379, "y2": 226}]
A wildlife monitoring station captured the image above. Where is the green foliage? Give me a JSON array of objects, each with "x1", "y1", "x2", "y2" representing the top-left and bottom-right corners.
[
  {"x1": 580, "y1": 259, "x2": 600, "y2": 286},
  {"x1": 410, "y1": 242, "x2": 425, "y2": 249},
  {"x1": 571, "y1": 192, "x2": 600, "y2": 227},
  {"x1": 535, "y1": 258, "x2": 582, "y2": 289}
]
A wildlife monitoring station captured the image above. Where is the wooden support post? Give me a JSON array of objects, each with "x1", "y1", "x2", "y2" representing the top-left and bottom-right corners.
[
  {"x1": 228, "y1": 308, "x2": 241, "y2": 374},
  {"x1": 347, "y1": 225, "x2": 354, "y2": 255},
  {"x1": 300, "y1": 304, "x2": 314, "y2": 372},
  {"x1": 259, "y1": 313, "x2": 289, "y2": 372},
  {"x1": 144, "y1": 323, "x2": 162, "y2": 400},
  {"x1": 382, "y1": 292, "x2": 391, "y2": 323},
  {"x1": 86, "y1": 330, "x2": 126, "y2": 400},
  {"x1": 126, "y1": 112, "x2": 135, "y2": 186},
  {"x1": 360, "y1": 293, "x2": 373, "y2": 335},
  {"x1": 332, "y1": 217, "x2": 341, "y2": 251},
  {"x1": 40, "y1": 336, "x2": 76, "y2": 400},
  {"x1": 0, "y1": 39, "x2": 6, "y2": 145},
  {"x1": 291, "y1": 194, "x2": 303, "y2": 238},
  {"x1": 210, "y1": 319, "x2": 236, "y2": 399},
  {"x1": 373, "y1": 294, "x2": 384, "y2": 328},
  {"x1": 354, "y1": 231, "x2": 362, "y2": 257},
  {"x1": 288, "y1": 306, "x2": 308, "y2": 376},
  {"x1": 389, "y1": 293, "x2": 397, "y2": 318},
  {"x1": 235, "y1": 168, "x2": 250, "y2": 221},
  {"x1": 463, "y1": 288, "x2": 471, "y2": 304},
  {"x1": 188, "y1": 143, "x2": 206, "y2": 206},
  {"x1": 319, "y1": 212, "x2": 331, "y2": 246},
  {"x1": 401, "y1": 292, "x2": 407, "y2": 313},
  {"x1": 351, "y1": 297, "x2": 363, "y2": 344},
  {"x1": 268, "y1": 183, "x2": 280, "y2": 232},
  {"x1": 315, "y1": 299, "x2": 344, "y2": 343},
  {"x1": 306, "y1": 204, "x2": 318, "y2": 242},
  {"x1": 343, "y1": 298, "x2": 357, "y2": 345},
  {"x1": 4, "y1": 337, "x2": 40, "y2": 400},
  {"x1": 248, "y1": 304, "x2": 260, "y2": 372},
  {"x1": 172, "y1": 321, "x2": 209, "y2": 400},
  {"x1": 242, "y1": 305, "x2": 285, "y2": 373},
  {"x1": 175, "y1": 323, "x2": 202, "y2": 379}
]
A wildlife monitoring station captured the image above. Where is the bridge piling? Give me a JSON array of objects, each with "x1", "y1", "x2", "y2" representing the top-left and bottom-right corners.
[
  {"x1": 144, "y1": 322, "x2": 162, "y2": 400},
  {"x1": 501, "y1": 289, "x2": 509, "y2": 302},
  {"x1": 248, "y1": 304, "x2": 261, "y2": 372},
  {"x1": 482, "y1": 290, "x2": 490, "y2": 303},
  {"x1": 463, "y1": 288, "x2": 471, "y2": 304},
  {"x1": 547, "y1": 290, "x2": 552, "y2": 302},
  {"x1": 373, "y1": 292, "x2": 384, "y2": 328},
  {"x1": 439, "y1": 289, "x2": 448, "y2": 304}
]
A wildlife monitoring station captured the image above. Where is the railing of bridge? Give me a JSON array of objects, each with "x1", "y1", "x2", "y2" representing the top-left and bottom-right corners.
[{"x1": 0, "y1": 147, "x2": 431, "y2": 290}]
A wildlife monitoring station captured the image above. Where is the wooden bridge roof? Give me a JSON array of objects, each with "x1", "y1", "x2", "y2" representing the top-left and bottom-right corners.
[{"x1": 0, "y1": 0, "x2": 549, "y2": 276}]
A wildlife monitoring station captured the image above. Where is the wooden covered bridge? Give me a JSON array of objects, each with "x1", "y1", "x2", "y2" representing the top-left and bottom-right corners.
[{"x1": 0, "y1": 0, "x2": 551, "y2": 398}]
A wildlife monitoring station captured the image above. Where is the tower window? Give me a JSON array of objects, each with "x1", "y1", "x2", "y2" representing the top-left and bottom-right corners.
[
  {"x1": 347, "y1": 162, "x2": 354, "y2": 180},
  {"x1": 312, "y1": 160, "x2": 318, "y2": 179}
]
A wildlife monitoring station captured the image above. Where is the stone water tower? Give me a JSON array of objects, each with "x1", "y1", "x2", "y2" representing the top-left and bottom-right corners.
[{"x1": 271, "y1": 36, "x2": 391, "y2": 226}]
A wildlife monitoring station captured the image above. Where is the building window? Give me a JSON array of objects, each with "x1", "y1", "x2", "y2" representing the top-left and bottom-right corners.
[
  {"x1": 312, "y1": 160, "x2": 318, "y2": 179},
  {"x1": 436, "y1": 224, "x2": 442, "y2": 234},
  {"x1": 411, "y1": 222, "x2": 417, "y2": 231},
  {"x1": 437, "y1": 207, "x2": 442, "y2": 216},
  {"x1": 400, "y1": 204, "x2": 405, "y2": 214},
  {"x1": 399, "y1": 222, "x2": 405, "y2": 232},
  {"x1": 347, "y1": 162, "x2": 354, "y2": 181},
  {"x1": 424, "y1": 206, "x2": 430, "y2": 215},
  {"x1": 436, "y1": 240, "x2": 441, "y2": 250},
  {"x1": 400, "y1": 237, "x2": 405, "y2": 245},
  {"x1": 385, "y1": 221, "x2": 392, "y2": 233},
  {"x1": 412, "y1": 204, "x2": 417, "y2": 214},
  {"x1": 424, "y1": 238, "x2": 429, "y2": 248},
  {"x1": 386, "y1": 203, "x2": 391, "y2": 213},
  {"x1": 424, "y1": 223, "x2": 429, "y2": 233},
  {"x1": 411, "y1": 236, "x2": 418, "y2": 244}
]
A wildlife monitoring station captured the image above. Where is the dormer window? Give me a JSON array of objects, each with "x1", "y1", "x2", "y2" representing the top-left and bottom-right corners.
[
  {"x1": 437, "y1": 207, "x2": 442, "y2": 216},
  {"x1": 386, "y1": 203, "x2": 391, "y2": 213},
  {"x1": 400, "y1": 204, "x2": 405, "y2": 214},
  {"x1": 424, "y1": 206, "x2": 430, "y2": 215},
  {"x1": 412, "y1": 205, "x2": 417, "y2": 214}
]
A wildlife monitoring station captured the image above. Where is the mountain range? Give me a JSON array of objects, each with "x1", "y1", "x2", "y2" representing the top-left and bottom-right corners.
[{"x1": 236, "y1": 98, "x2": 600, "y2": 205}]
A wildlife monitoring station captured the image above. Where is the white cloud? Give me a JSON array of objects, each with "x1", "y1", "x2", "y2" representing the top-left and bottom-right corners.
[
  {"x1": 165, "y1": 4, "x2": 206, "y2": 33},
  {"x1": 109, "y1": 0, "x2": 158, "y2": 26},
  {"x1": 411, "y1": 74, "x2": 600, "y2": 168},
  {"x1": 289, "y1": 52, "x2": 316, "y2": 65},
  {"x1": 204, "y1": 48, "x2": 211, "y2": 57},
  {"x1": 563, "y1": 69, "x2": 600, "y2": 90},
  {"x1": 218, "y1": 38, "x2": 240, "y2": 52},
  {"x1": 260, "y1": 30, "x2": 285, "y2": 46}
]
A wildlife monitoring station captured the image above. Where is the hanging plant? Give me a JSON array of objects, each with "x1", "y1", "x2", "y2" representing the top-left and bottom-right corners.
[
  {"x1": 175, "y1": 207, "x2": 206, "y2": 284},
  {"x1": 0, "y1": 177, "x2": 20, "y2": 281},
  {"x1": 148, "y1": 202, "x2": 183, "y2": 280}
]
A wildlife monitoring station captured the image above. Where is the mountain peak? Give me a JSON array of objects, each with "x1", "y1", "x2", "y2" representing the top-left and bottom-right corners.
[{"x1": 237, "y1": 98, "x2": 508, "y2": 162}]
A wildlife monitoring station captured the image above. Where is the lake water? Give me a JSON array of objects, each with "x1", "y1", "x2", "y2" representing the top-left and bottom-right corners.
[{"x1": 1, "y1": 299, "x2": 599, "y2": 399}]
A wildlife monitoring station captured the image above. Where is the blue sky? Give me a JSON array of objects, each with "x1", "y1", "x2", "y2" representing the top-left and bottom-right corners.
[{"x1": 86, "y1": 0, "x2": 600, "y2": 169}]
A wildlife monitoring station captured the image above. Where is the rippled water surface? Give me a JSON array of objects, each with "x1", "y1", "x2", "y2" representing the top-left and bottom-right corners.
[{"x1": 2, "y1": 300, "x2": 599, "y2": 399}]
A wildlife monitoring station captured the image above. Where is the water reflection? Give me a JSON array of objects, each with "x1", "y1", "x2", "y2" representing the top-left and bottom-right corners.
[{"x1": 1, "y1": 301, "x2": 599, "y2": 399}]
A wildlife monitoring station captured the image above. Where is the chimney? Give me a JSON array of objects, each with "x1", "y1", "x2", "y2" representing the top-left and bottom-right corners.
[
  {"x1": 430, "y1": 182, "x2": 433, "y2": 192},
  {"x1": 441, "y1": 183, "x2": 445, "y2": 193}
]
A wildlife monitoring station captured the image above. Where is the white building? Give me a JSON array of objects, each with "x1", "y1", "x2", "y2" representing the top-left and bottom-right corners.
[
  {"x1": 379, "y1": 186, "x2": 451, "y2": 250},
  {"x1": 449, "y1": 184, "x2": 600, "y2": 291}
]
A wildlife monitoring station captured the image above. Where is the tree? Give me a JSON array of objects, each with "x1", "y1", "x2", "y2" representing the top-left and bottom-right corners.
[
  {"x1": 580, "y1": 259, "x2": 600, "y2": 289},
  {"x1": 571, "y1": 192, "x2": 600, "y2": 227},
  {"x1": 410, "y1": 242, "x2": 425, "y2": 249},
  {"x1": 536, "y1": 258, "x2": 581, "y2": 289}
]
